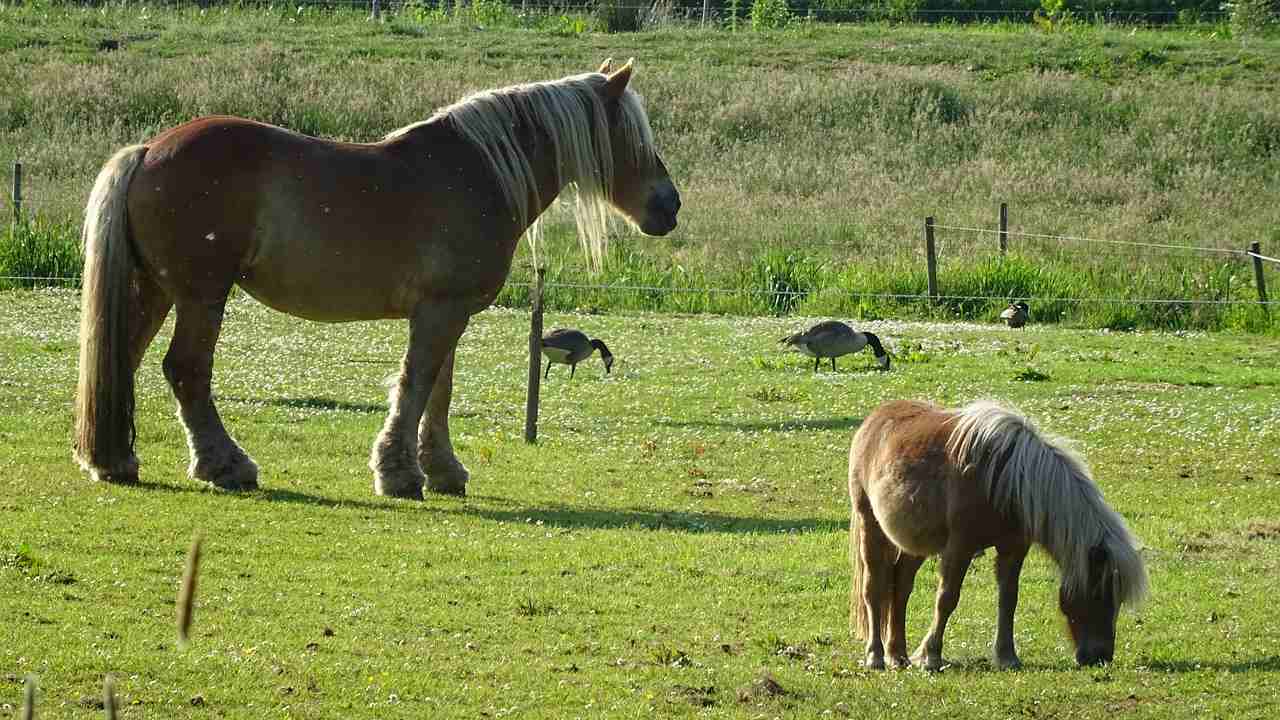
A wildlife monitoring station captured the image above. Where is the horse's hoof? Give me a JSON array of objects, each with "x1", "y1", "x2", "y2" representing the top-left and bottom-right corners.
[
  {"x1": 192, "y1": 456, "x2": 259, "y2": 491},
  {"x1": 426, "y1": 462, "x2": 468, "y2": 497},
  {"x1": 92, "y1": 469, "x2": 139, "y2": 485},
  {"x1": 864, "y1": 654, "x2": 886, "y2": 670},
  {"x1": 373, "y1": 471, "x2": 426, "y2": 501},
  {"x1": 994, "y1": 655, "x2": 1023, "y2": 671},
  {"x1": 85, "y1": 454, "x2": 139, "y2": 485},
  {"x1": 889, "y1": 655, "x2": 912, "y2": 670}
]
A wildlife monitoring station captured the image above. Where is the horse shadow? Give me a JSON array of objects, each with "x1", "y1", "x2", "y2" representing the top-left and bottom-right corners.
[
  {"x1": 221, "y1": 396, "x2": 386, "y2": 414},
  {"x1": 122, "y1": 482, "x2": 842, "y2": 535},
  {"x1": 657, "y1": 416, "x2": 864, "y2": 433},
  {"x1": 1140, "y1": 656, "x2": 1280, "y2": 674}
]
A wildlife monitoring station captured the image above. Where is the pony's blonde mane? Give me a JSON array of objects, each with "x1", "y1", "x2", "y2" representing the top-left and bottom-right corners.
[
  {"x1": 946, "y1": 400, "x2": 1149, "y2": 608},
  {"x1": 386, "y1": 71, "x2": 656, "y2": 271}
]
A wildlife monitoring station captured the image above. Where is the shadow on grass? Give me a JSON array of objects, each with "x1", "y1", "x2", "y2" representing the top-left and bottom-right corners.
[
  {"x1": 130, "y1": 483, "x2": 844, "y2": 535},
  {"x1": 222, "y1": 396, "x2": 386, "y2": 414},
  {"x1": 1141, "y1": 656, "x2": 1280, "y2": 673},
  {"x1": 455, "y1": 502, "x2": 844, "y2": 535},
  {"x1": 658, "y1": 416, "x2": 864, "y2": 433}
]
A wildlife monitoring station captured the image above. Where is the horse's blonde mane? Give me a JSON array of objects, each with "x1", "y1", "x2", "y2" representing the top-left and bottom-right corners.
[
  {"x1": 946, "y1": 400, "x2": 1149, "y2": 608},
  {"x1": 385, "y1": 70, "x2": 656, "y2": 271}
]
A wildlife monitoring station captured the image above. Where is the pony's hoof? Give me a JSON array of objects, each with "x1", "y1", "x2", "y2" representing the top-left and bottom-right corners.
[
  {"x1": 425, "y1": 461, "x2": 469, "y2": 497},
  {"x1": 864, "y1": 653, "x2": 886, "y2": 670},
  {"x1": 374, "y1": 471, "x2": 426, "y2": 501},
  {"x1": 889, "y1": 654, "x2": 912, "y2": 670},
  {"x1": 912, "y1": 654, "x2": 946, "y2": 673}
]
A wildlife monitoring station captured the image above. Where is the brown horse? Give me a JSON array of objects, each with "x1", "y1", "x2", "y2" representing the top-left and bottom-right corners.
[
  {"x1": 848, "y1": 400, "x2": 1148, "y2": 671},
  {"x1": 74, "y1": 59, "x2": 680, "y2": 499}
]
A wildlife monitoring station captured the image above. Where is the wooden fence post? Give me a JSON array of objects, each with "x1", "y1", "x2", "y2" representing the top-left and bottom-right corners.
[
  {"x1": 925, "y1": 216, "x2": 938, "y2": 303},
  {"x1": 524, "y1": 267, "x2": 546, "y2": 443},
  {"x1": 999, "y1": 202, "x2": 1008, "y2": 255},
  {"x1": 11, "y1": 161, "x2": 21, "y2": 225},
  {"x1": 1251, "y1": 241, "x2": 1269, "y2": 312}
]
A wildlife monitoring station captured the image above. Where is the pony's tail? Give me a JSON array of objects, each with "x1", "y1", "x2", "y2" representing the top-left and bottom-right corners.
[
  {"x1": 849, "y1": 510, "x2": 868, "y2": 641},
  {"x1": 74, "y1": 145, "x2": 149, "y2": 481}
]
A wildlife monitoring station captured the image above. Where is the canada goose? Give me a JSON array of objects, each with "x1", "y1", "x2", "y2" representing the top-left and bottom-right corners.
[
  {"x1": 780, "y1": 320, "x2": 890, "y2": 372},
  {"x1": 541, "y1": 328, "x2": 614, "y2": 379},
  {"x1": 1000, "y1": 301, "x2": 1030, "y2": 329}
]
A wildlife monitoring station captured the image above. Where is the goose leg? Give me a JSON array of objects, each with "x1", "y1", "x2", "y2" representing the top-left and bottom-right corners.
[
  {"x1": 831, "y1": 357, "x2": 837, "y2": 372},
  {"x1": 813, "y1": 357, "x2": 820, "y2": 373},
  {"x1": 544, "y1": 360, "x2": 552, "y2": 380},
  {"x1": 570, "y1": 364, "x2": 576, "y2": 379}
]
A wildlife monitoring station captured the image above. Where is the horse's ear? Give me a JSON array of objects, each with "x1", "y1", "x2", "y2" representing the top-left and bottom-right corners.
[
  {"x1": 597, "y1": 57, "x2": 613, "y2": 74},
  {"x1": 603, "y1": 58, "x2": 635, "y2": 100}
]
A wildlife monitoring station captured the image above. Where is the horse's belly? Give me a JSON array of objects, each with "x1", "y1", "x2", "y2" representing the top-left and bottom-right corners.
[{"x1": 867, "y1": 464, "x2": 949, "y2": 557}]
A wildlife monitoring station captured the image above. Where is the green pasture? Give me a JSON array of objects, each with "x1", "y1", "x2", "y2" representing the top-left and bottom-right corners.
[{"x1": 2, "y1": 289, "x2": 1278, "y2": 718}]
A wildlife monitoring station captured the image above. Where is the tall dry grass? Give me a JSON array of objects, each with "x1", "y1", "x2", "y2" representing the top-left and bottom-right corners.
[{"x1": 1, "y1": 6, "x2": 1277, "y2": 329}]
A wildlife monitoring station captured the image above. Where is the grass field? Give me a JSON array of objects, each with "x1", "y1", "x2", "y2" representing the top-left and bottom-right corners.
[
  {"x1": 2, "y1": 288, "x2": 1279, "y2": 718},
  {"x1": 1, "y1": 5, "x2": 1279, "y2": 329}
]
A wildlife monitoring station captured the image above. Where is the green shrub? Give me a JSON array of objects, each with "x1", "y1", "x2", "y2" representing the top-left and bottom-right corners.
[
  {"x1": 750, "y1": 0, "x2": 791, "y2": 30},
  {"x1": 1226, "y1": 0, "x2": 1278, "y2": 38}
]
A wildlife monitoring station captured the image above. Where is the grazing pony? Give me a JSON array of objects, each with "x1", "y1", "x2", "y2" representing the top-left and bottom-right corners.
[
  {"x1": 848, "y1": 400, "x2": 1148, "y2": 670},
  {"x1": 74, "y1": 59, "x2": 680, "y2": 499}
]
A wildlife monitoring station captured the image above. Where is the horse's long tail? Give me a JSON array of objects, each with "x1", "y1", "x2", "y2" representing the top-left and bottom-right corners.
[{"x1": 74, "y1": 144, "x2": 149, "y2": 480}]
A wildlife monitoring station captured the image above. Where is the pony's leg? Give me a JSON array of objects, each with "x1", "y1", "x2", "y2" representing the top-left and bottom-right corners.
[
  {"x1": 856, "y1": 506, "x2": 896, "y2": 670},
  {"x1": 163, "y1": 301, "x2": 257, "y2": 491},
  {"x1": 417, "y1": 349, "x2": 469, "y2": 496},
  {"x1": 913, "y1": 545, "x2": 975, "y2": 672},
  {"x1": 993, "y1": 542, "x2": 1030, "y2": 670},
  {"x1": 371, "y1": 304, "x2": 469, "y2": 500},
  {"x1": 886, "y1": 553, "x2": 925, "y2": 669}
]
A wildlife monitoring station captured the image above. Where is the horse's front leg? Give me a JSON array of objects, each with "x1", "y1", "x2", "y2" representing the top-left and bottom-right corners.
[
  {"x1": 913, "y1": 544, "x2": 974, "y2": 672},
  {"x1": 418, "y1": 349, "x2": 469, "y2": 496},
  {"x1": 370, "y1": 303, "x2": 470, "y2": 500},
  {"x1": 993, "y1": 541, "x2": 1030, "y2": 670}
]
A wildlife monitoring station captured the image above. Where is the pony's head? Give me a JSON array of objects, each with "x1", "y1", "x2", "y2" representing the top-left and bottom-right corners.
[
  {"x1": 947, "y1": 400, "x2": 1149, "y2": 667},
  {"x1": 592, "y1": 58, "x2": 680, "y2": 237},
  {"x1": 1058, "y1": 540, "x2": 1127, "y2": 666}
]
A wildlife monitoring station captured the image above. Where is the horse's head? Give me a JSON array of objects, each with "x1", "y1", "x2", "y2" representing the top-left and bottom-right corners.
[
  {"x1": 594, "y1": 59, "x2": 680, "y2": 236},
  {"x1": 1058, "y1": 542, "x2": 1120, "y2": 666}
]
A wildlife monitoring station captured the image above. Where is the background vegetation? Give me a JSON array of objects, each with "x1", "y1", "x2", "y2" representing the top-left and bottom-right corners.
[{"x1": 1, "y1": 2, "x2": 1278, "y2": 332}]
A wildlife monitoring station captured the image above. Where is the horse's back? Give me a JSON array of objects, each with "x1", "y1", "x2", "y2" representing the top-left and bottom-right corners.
[
  {"x1": 121, "y1": 115, "x2": 503, "y2": 319},
  {"x1": 849, "y1": 400, "x2": 956, "y2": 557}
]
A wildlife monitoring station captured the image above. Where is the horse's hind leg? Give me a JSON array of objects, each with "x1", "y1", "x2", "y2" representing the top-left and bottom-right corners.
[
  {"x1": 163, "y1": 300, "x2": 258, "y2": 490},
  {"x1": 113, "y1": 270, "x2": 174, "y2": 480},
  {"x1": 418, "y1": 349, "x2": 469, "y2": 495},
  {"x1": 887, "y1": 553, "x2": 925, "y2": 668},
  {"x1": 854, "y1": 499, "x2": 896, "y2": 669}
]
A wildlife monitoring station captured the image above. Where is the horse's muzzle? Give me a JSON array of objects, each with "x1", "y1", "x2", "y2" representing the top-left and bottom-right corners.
[{"x1": 641, "y1": 186, "x2": 680, "y2": 236}]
